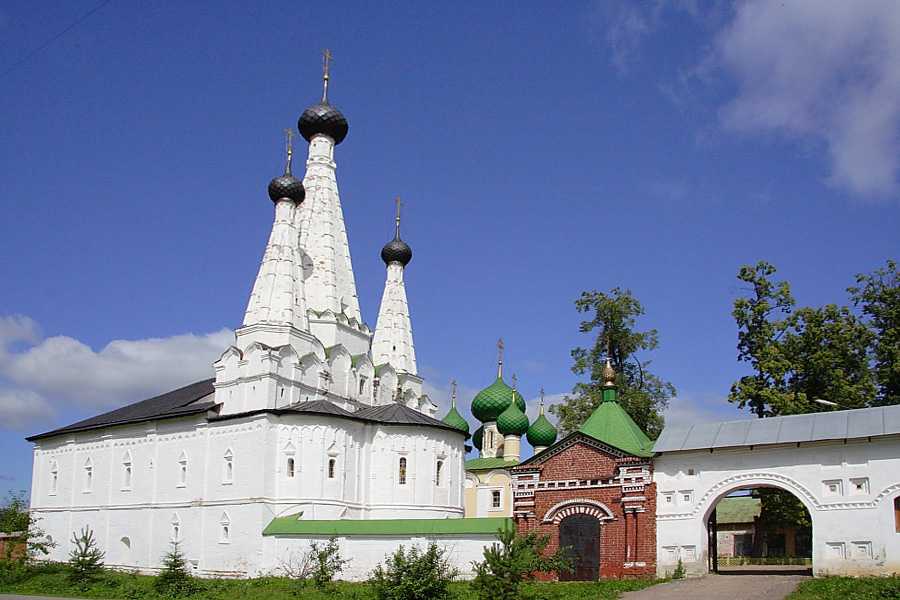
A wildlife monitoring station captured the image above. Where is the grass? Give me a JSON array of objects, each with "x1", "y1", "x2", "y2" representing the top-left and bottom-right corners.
[
  {"x1": 0, "y1": 563, "x2": 660, "y2": 600},
  {"x1": 787, "y1": 575, "x2": 900, "y2": 600}
]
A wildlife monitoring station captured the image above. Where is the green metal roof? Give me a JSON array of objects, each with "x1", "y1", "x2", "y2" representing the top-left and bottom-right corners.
[
  {"x1": 465, "y1": 457, "x2": 519, "y2": 471},
  {"x1": 526, "y1": 412, "x2": 558, "y2": 448},
  {"x1": 472, "y1": 377, "x2": 525, "y2": 423},
  {"x1": 441, "y1": 405, "x2": 470, "y2": 435},
  {"x1": 715, "y1": 496, "x2": 761, "y2": 525},
  {"x1": 578, "y1": 392, "x2": 654, "y2": 458},
  {"x1": 496, "y1": 393, "x2": 529, "y2": 435},
  {"x1": 263, "y1": 516, "x2": 511, "y2": 536}
]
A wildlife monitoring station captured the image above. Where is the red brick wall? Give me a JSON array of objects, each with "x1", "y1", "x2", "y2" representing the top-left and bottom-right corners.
[{"x1": 513, "y1": 439, "x2": 656, "y2": 580}]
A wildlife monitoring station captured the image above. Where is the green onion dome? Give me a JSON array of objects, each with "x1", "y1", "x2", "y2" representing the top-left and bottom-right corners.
[
  {"x1": 472, "y1": 425, "x2": 484, "y2": 449},
  {"x1": 496, "y1": 394, "x2": 529, "y2": 436},
  {"x1": 442, "y1": 405, "x2": 470, "y2": 436},
  {"x1": 526, "y1": 412, "x2": 557, "y2": 448},
  {"x1": 471, "y1": 377, "x2": 526, "y2": 422}
]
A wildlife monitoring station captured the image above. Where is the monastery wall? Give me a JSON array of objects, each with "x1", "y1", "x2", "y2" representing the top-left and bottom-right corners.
[{"x1": 654, "y1": 434, "x2": 900, "y2": 576}]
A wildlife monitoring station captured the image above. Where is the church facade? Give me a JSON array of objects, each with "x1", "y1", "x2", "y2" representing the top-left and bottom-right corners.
[{"x1": 26, "y1": 60, "x2": 495, "y2": 578}]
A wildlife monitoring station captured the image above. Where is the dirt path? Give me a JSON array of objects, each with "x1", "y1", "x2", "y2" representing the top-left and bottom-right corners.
[{"x1": 621, "y1": 571, "x2": 810, "y2": 600}]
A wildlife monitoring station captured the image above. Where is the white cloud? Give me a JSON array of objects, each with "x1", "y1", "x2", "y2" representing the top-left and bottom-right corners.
[
  {"x1": 713, "y1": 0, "x2": 900, "y2": 197},
  {"x1": 0, "y1": 388, "x2": 55, "y2": 431},
  {"x1": 0, "y1": 315, "x2": 233, "y2": 424},
  {"x1": 662, "y1": 391, "x2": 748, "y2": 428}
]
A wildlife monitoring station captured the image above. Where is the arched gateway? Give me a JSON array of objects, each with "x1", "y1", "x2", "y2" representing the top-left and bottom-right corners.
[{"x1": 653, "y1": 404, "x2": 900, "y2": 577}]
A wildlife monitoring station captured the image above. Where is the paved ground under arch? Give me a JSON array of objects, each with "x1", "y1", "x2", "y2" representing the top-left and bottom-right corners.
[{"x1": 621, "y1": 568, "x2": 811, "y2": 600}]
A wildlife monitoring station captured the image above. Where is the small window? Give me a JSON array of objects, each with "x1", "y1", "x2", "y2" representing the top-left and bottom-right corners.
[
  {"x1": 122, "y1": 452, "x2": 133, "y2": 489},
  {"x1": 287, "y1": 457, "x2": 295, "y2": 478},
  {"x1": 171, "y1": 514, "x2": 181, "y2": 542},
  {"x1": 359, "y1": 376, "x2": 367, "y2": 396},
  {"x1": 435, "y1": 460, "x2": 443, "y2": 486},
  {"x1": 49, "y1": 461, "x2": 58, "y2": 495},
  {"x1": 220, "y1": 512, "x2": 231, "y2": 543},
  {"x1": 398, "y1": 457, "x2": 407, "y2": 485},
  {"x1": 328, "y1": 458, "x2": 336, "y2": 479},
  {"x1": 489, "y1": 430, "x2": 494, "y2": 448},
  {"x1": 83, "y1": 458, "x2": 93, "y2": 492},
  {"x1": 178, "y1": 452, "x2": 188, "y2": 487},
  {"x1": 223, "y1": 449, "x2": 233, "y2": 484},
  {"x1": 894, "y1": 497, "x2": 900, "y2": 533},
  {"x1": 491, "y1": 490, "x2": 501, "y2": 508}
]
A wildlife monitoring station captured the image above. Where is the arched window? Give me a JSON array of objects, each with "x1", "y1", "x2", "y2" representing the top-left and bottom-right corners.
[
  {"x1": 83, "y1": 457, "x2": 93, "y2": 492},
  {"x1": 398, "y1": 457, "x2": 407, "y2": 485},
  {"x1": 49, "y1": 461, "x2": 58, "y2": 495},
  {"x1": 178, "y1": 452, "x2": 188, "y2": 487},
  {"x1": 895, "y1": 496, "x2": 900, "y2": 533},
  {"x1": 358, "y1": 376, "x2": 367, "y2": 397},
  {"x1": 489, "y1": 430, "x2": 494, "y2": 448},
  {"x1": 286, "y1": 457, "x2": 295, "y2": 478},
  {"x1": 223, "y1": 449, "x2": 234, "y2": 484},
  {"x1": 220, "y1": 512, "x2": 231, "y2": 543},
  {"x1": 171, "y1": 514, "x2": 181, "y2": 541},
  {"x1": 122, "y1": 451, "x2": 133, "y2": 489},
  {"x1": 328, "y1": 458, "x2": 336, "y2": 479},
  {"x1": 121, "y1": 536, "x2": 131, "y2": 551},
  {"x1": 435, "y1": 460, "x2": 443, "y2": 486}
]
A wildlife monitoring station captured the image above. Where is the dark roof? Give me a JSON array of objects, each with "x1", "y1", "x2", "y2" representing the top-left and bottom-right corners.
[
  {"x1": 355, "y1": 402, "x2": 460, "y2": 431},
  {"x1": 27, "y1": 379, "x2": 217, "y2": 442}
]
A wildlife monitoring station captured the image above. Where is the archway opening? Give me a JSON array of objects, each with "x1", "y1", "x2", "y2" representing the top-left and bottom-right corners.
[
  {"x1": 558, "y1": 514, "x2": 601, "y2": 581},
  {"x1": 707, "y1": 486, "x2": 812, "y2": 575}
]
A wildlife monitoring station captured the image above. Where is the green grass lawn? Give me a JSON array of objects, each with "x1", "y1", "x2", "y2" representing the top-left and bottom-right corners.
[
  {"x1": 787, "y1": 576, "x2": 900, "y2": 600},
  {"x1": 0, "y1": 563, "x2": 659, "y2": 600}
]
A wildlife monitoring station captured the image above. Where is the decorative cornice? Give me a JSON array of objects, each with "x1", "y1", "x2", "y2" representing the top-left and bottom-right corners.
[{"x1": 542, "y1": 498, "x2": 616, "y2": 524}]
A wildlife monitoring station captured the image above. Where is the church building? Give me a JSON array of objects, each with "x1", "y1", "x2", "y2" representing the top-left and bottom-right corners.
[{"x1": 25, "y1": 56, "x2": 500, "y2": 580}]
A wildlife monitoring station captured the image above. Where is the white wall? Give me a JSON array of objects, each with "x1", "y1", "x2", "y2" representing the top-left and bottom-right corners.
[
  {"x1": 654, "y1": 435, "x2": 900, "y2": 576},
  {"x1": 264, "y1": 534, "x2": 495, "y2": 580},
  {"x1": 29, "y1": 410, "x2": 465, "y2": 576}
]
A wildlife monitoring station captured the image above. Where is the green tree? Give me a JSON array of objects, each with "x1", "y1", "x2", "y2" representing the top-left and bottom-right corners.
[
  {"x1": 68, "y1": 526, "x2": 105, "y2": 587},
  {"x1": 471, "y1": 526, "x2": 571, "y2": 600},
  {"x1": 154, "y1": 540, "x2": 196, "y2": 596},
  {"x1": 729, "y1": 261, "x2": 875, "y2": 416},
  {"x1": 729, "y1": 261, "x2": 795, "y2": 417},
  {"x1": 549, "y1": 288, "x2": 675, "y2": 438},
  {"x1": 0, "y1": 491, "x2": 54, "y2": 564},
  {"x1": 849, "y1": 259, "x2": 900, "y2": 406}
]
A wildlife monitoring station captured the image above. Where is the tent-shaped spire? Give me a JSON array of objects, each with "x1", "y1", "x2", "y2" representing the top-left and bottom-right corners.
[{"x1": 578, "y1": 358, "x2": 654, "y2": 457}]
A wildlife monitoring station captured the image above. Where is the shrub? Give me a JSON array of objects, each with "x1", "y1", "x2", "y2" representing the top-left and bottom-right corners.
[
  {"x1": 1, "y1": 491, "x2": 55, "y2": 564},
  {"x1": 672, "y1": 558, "x2": 685, "y2": 579},
  {"x1": 472, "y1": 527, "x2": 572, "y2": 600},
  {"x1": 154, "y1": 540, "x2": 197, "y2": 597},
  {"x1": 68, "y1": 527, "x2": 105, "y2": 587},
  {"x1": 278, "y1": 537, "x2": 349, "y2": 589},
  {"x1": 370, "y1": 542, "x2": 457, "y2": 600}
]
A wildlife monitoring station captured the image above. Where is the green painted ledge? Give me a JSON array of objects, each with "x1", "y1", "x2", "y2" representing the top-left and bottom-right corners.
[{"x1": 263, "y1": 516, "x2": 512, "y2": 536}]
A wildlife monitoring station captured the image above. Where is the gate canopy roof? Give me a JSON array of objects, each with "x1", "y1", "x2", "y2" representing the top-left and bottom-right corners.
[{"x1": 654, "y1": 404, "x2": 900, "y2": 453}]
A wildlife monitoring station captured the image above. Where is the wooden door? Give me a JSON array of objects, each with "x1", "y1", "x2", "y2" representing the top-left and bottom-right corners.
[{"x1": 559, "y1": 514, "x2": 600, "y2": 581}]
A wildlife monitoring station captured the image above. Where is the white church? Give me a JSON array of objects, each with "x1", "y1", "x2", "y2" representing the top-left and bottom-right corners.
[{"x1": 25, "y1": 59, "x2": 500, "y2": 579}]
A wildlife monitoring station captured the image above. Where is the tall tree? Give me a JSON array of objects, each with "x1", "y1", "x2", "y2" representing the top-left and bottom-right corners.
[
  {"x1": 549, "y1": 288, "x2": 675, "y2": 439},
  {"x1": 730, "y1": 261, "x2": 876, "y2": 416},
  {"x1": 849, "y1": 259, "x2": 900, "y2": 406},
  {"x1": 729, "y1": 261, "x2": 795, "y2": 418}
]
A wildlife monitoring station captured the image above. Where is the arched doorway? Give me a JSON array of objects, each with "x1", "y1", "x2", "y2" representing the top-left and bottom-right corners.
[
  {"x1": 559, "y1": 514, "x2": 601, "y2": 581},
  {"x1": 705, "y1": 485, "x2": 813, "y2": 575}
]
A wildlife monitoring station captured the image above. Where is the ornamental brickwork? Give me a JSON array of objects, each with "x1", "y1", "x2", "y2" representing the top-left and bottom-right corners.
[{"x1": 511, "y1": 434, "x2": 657, "y2": 579}]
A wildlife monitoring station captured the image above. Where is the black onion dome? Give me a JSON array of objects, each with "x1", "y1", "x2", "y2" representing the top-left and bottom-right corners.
[
  {"x1": 298, "y1": 102, "x2": 349, "y2": 145},
  {"x1": 381, "y1": 237, "x2": 412, "y2": 266},
  {"x1": 267, "y1": 174, "x2": 305, "y2": 204}
]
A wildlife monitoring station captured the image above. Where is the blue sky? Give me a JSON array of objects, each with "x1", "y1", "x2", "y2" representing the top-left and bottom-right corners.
[{"x1": 1, "y1": 1, "x2": 898, "y2": 496}]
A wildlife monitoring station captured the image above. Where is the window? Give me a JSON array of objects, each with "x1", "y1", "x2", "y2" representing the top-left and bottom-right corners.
[
  {"x1": 328, "y1": 458, "x2": 336, "y2": 479},
  {"x1": 220, "y1": 512, "x2": 231, "y2": 543},
  {"x1": 435, "y1": 460, "x2": 443, "y2": 486},
  {"x1": 83, "y1": 458, "x2": 93, "y2": 492},
  {"x1": 491, "y1": 490, "x2": 501, "y2": 508},
  {"x1": 49, "y1": 461, "x2": 58, "y2": 495},
  {"x1": 895, "y1": 497, "x2": 900, "y2": 533},
  {"x1": 359, "y1": 376, "x2": 367, "y2": 396},
  {"x1": 680, "y1": 490, "x2": 693, "y2": 504},
  {"x1": 122, "y1": 452, "x2": 133, "y2": 489},
  {"x1": 850, "y1": 477, "x2": 869, "y2": 495},
  {"x1": 489, "y1": 430, "x2": 494, "y2": 448},
  {"x1": 171, "y1": 514, "x2": 181, "y2": 542},
  {"x1": 223, "y1": 449, "x2": 233, "y2": 484},
  {"x1": 398, "y1": 457, "x2": 407, "y2": 485},
  {"x1": 663, "y1": 492, "x2": 674, "y2": 505},
  {"x1": 178, "y1": 452, "x2": 188, "y2": 487},
  {"x1": 286, "y1": 457, "x2": 295, "y2": 478}
]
